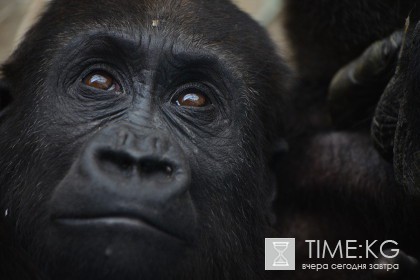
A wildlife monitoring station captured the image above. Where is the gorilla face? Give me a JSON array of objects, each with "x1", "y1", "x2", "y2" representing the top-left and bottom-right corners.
[{"x1": 0, "y1": 0, "x2": 288, "y2": 279}]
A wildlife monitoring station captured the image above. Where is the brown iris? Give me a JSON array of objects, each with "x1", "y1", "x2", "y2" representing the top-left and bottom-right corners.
[
  {"x1": 83, "y1": 71, "x2": 120, "y2": 92},
  {"x1": 176, "y1": 92, "x2": 208, "y2": 107}
]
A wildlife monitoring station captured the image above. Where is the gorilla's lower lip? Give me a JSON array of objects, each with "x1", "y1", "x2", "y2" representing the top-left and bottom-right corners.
[{"x1": 53, "y1": 216, "x2": 185, "y2": 242}]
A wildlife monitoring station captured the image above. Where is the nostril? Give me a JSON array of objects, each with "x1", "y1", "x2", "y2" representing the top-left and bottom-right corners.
[
  {"x1": 138, "y1": 159, "x2": 174, "y2": 178},
  {"x1": 95, "y1": 148, "x2": 174, "y2": 179},
  {"x1": 97, "y1": 150, "x2": 135, "y2": 176}
]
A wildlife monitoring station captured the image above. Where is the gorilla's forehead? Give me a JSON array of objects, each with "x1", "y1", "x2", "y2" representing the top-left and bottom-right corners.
[
  {"x1": 34, "y1": 0, "x2": 264, "y2": 78},
  {"x1": 45, "y1": 0, "x2": 254, "y2": 49}
]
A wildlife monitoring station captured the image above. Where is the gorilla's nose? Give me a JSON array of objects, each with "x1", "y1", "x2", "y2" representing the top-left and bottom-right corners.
[
  {"x1": 95, "y1": 139, "x2": 174, "y2": 181},
  {"x1": 50, "y1": 125, "x2": 196, "y2": 242},
  {"x1": 80, "y1": 125, "x2": 191, "y2": 206}
]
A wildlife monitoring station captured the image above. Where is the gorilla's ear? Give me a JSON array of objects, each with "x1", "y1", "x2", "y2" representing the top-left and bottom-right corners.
[{"x1": 0, "y1": 78, "x2": 12, "y2": 113}]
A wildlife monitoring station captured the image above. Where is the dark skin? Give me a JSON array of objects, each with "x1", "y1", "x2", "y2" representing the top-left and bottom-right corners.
[
  {"x1": 329, "y1": 30, "x2": 403, "y2": 129},
  {"x1": 283, "y1": 0, "x2": 417, "y2": 132},
  {"x1": 0, "y1": 0, "x2": 289, "y2": 279},
  {"x1": 276, "y1": 1, "x2": 420, "y2": 279},
  {"x1": 371, "y1": 18, "x2": 420, "y2": 257},
  {"x1": 327, "y1": 22, "x2": 420, "y2": 279},
  {"x1": 1, "y1": 1, "x2": 418, "y2": 280},
  {"x1": 372, "y1": 17, "x2": 420, "y2": 191}
]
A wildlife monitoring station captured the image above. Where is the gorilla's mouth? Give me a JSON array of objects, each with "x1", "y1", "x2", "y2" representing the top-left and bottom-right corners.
[
  {"x1": 52, "y1": 214, "x2": 188, "y2": 242},
  {"x1": 47, "y1": 126, "x2": 197, "y2": 246}
]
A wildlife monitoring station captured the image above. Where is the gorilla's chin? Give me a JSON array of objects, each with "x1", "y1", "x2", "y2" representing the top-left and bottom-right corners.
[{"x1": 44, "y1": 223, "x2": 191, "y2": 280}]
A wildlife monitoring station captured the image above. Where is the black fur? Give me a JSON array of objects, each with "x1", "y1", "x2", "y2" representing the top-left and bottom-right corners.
[
  {"x1": 276, "y1": 1, "x2": 420, "y2": 278},
  {"x1": 0, "y1": 1, "x2": 289, "y2": 279},
  {"x1": 284, "y1": 0, "x2": 416, "y2": 82},
  {"x1": 372, "y1": 18, "x2": 420, "y2": 258}
]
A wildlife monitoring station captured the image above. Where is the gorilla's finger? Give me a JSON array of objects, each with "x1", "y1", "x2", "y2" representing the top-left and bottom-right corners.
[{"x1": 328, "y1": 31, "x2": 403, "y2": 129}]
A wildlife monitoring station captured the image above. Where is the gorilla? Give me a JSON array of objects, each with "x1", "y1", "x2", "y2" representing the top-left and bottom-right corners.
[
  {"x1": 1, "y1": 1, "x2": 419, "y2": 280},
  {"x1": 372, "y1": 16, "x2": 420, "y2": 193},
  {"x1": 275, "y1": 1, "x2": 420, "y2": 278},
  {"x1": 372, "y1": 16, "x2": 420, "y2": 238},
  {"x1": 0, "y1": 0, "x2": 289, "y2": 279}
]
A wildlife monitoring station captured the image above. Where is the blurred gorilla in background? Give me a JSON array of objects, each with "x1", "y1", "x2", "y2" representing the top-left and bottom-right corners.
[{"x1": 276, "y1": 1, "x2": 420, "y2": 279}]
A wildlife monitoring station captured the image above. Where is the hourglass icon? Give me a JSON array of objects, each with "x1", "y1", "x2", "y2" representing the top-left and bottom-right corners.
[{"x1": 272, "y1": 241, "x2": 289, "y2": 266}]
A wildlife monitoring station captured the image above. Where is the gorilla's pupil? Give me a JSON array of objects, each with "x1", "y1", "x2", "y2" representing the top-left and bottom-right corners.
[
  {"x1": 84, "y1": 72, "x2": 115, "y2": 91},
  {"x1": 176, "y1": 92, "x2": 207, "y2": 107}
]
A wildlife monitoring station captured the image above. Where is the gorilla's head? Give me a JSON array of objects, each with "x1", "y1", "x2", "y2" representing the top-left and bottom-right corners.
[{"x1": 0, "y1": 1, "x2": 289, "y2": 279}]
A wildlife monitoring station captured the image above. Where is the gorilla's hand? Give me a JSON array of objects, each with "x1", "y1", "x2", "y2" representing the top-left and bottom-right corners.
[{"x1": 328, "y1": 31, "x2": 403, "y2": 129}]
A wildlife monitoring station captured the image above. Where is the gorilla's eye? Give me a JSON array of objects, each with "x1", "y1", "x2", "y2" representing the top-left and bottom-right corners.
[
  {"x1": 83, "y1": 71, "x2": 121, "y2": 92},
  {"x1": 175, "y1": 90, "x2": 209, "y2": 108}
]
